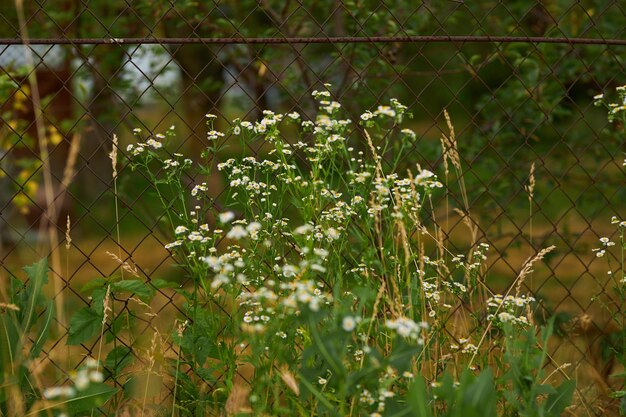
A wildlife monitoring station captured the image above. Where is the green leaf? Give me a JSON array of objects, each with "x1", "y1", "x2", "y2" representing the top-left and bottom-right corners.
[
  {"x1": 195, "y1": 366, "x2": 219, "y2": 383},
  {"x1": 150, "y1": 278, "x2": 179, "y2": 289},
  {"x1": 65, "y1": 383, "x2": 117, "y2": 413},
  {"x1": 388, "y1": 338, "x2": 421, "y2": 373},
  {"x1": 609, "y1": 390, "x2": 626, "y2": 399},
  {"x1": 462, "y1": 369, "x2": 497, "y2": 417},
  {"x1": 104, "y1": 346, "x2": 134, "y2": 377},
  {"x1": 105, "y1": 313, "x2": 134, "y2": 344},
  {"x1": 67, "y1": 307, "x2": 103, "y2": 345},
  {"x1": 408, "y1": 376, "x2": 432, "y2": 417},
  {"x1": 21, "y1": 258, "x2": 48, "y2": 331},
  {"x1": 297, "y1": 373, "x2": 335, "y2": 411},
  {"x1": 91, "y1": 286, "x2": 108, "y2": 316},
  {"x1": 81, "y1": 277, "x2": 107, "y2": 293},
  {"x1": 545, "y1": 379, "x2": 575, "y2": 417},
  {"x1": 27, "y1": 383, "x2": 117, "y2": 416},
  {"x1": 29, "y1": 300, "x2": 54, "y2": 358},
  {"x1": 111, "y1": 279, "x2": 154, "y2": 301}
]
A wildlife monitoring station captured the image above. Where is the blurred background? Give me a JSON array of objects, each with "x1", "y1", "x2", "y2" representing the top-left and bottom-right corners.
[{"x1": 0, "y1": 0, "x2": 625, "y2": 411}]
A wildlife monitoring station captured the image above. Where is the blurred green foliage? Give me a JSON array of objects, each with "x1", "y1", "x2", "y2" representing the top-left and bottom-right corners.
[{"x1": 0, "y1": 0, "x2": 624, "y2": 250}]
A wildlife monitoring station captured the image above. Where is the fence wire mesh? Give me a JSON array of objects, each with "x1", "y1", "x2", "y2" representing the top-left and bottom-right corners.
[{"x1": 1, "y1": 1, "x2": 625, "y2": 415}]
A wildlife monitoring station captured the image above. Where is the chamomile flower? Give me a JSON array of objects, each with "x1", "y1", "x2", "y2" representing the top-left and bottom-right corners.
[
  {"x1": 219, "y1": 211, "x2": 236, "y2": 223},
  {"x1": 360, "y1": 111, "x2": 374, "y2": 121},
  {"x1": 165, "y1": 240, "x2": 183, "y2": 249},
  {"x1": 226, "y1": 225, "x2": 247, "y2": 240},
  {"x1": 43, "y1": 386, "x2": 76, "y2": 399},
  {"x1": 342, "y1": 316, "x2": 357, "y2": 332},
  {"x1": 146, "y1": 138, "x2": 162, "y2": 149}
]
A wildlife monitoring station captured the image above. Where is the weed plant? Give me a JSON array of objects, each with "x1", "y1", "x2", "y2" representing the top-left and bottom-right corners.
[
  {"x1": 1, "y1": 85, "x2": 581, "y2": 416},
  {"x1": 588, "y1": 85, "x2": 626, "y2": 414},
  {"x1": 0, "y1": 259, "x2": 115, "y2": 416},
  {"x1": 118, "y1": 86, "x2": 572, "y2": 416}
]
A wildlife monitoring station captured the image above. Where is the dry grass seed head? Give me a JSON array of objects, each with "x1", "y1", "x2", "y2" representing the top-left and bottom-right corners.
[
  {"x1": 515, "y1": 245, "x2": 556, "y2": 296},
  {"x1": 441, "y1": 110, "x2": 461, "y2": 172},
  {"x1": 435, "y1": 227, "x2": 446, "y2": 267},
  {"x1": 452, "y1": 208, "x2": 478, "y2": 242},
  {"x1": 105, "y1": 251, "x2": 139, "y2": 277},
  {"x1": 526, "y1": 162, "x2": 536, "y2": 201},
  {"x1": 393, "y1": 190, "x2": 411, "y2": 264},
  {"x1": 65, "y1": 215, "x2": 71, "y2": 250},
  {"x1": 129, "y1": 297, "x2": 156, "y2": 317},
  {"x1": 452, "y1": 208, "x2": 480, "y2": 277},
  {"x1": 439, "y1": 137, "x2": 450, "y2": 177},
  {"x1": 279, "y1": 365, "x2": 300, "y2": 396},
  {"x1": 0, "y1": 302, "x2": 20, "y2": 312},
  {"x1": 364, "y1": 272, "x2": 386, "y2": 344},
  {"x1": 364, "y1": 129, "x2": 384, "y2": 179},
  {"x1": 147, "y1": 331, "x2": 161, "y2": 369},
  {"x1": 109, "y1": 134, "x2": 119, "y2": 179},
  {"x1": 102, "y1": 285, "x2": 112, "y2": 325}
]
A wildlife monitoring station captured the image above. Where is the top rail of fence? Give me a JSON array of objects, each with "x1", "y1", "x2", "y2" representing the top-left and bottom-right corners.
[{"x1": 2, "y1": 35, "x2": 626, "y2": 46}]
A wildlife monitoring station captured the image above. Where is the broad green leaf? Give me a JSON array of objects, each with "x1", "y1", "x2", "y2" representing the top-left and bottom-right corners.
[
  {"x1": 65, "y1": 383, "x2": 117, "y2": 413},
  {"x1": 26, "y1": 384, "x2": 117, "y2": 416},
  {"x1": 535, "y1": 383, "x2": 557, "y2": 396},
  {"x1": 463, "y1": 369, "x2": 497, "y2": 417},
  {"x1": 91, "y1": 286, "x2": 108, "y2": 316},
  {"x1": 408, "y1": 377, "x2": 432, "y2": 417},
  {"x1": 104, "y1": 346, "x2": 134, "y2": 377},
  {"x1": 67, "y1": 307, "x2": 103, "y2": 345},
  {"x1": 388, "y1": 338, "x2": 421, "y2": 373},
  {"x1": 545, "y1": 380, "x2": 575, "y2": 417},
  {"x1": 297, "y1": 373, "x2": 335, "y2": 411},
  {"x1": 81, "y1": 277, "x2": 107, "y2": 293},
  {"x1": 111, "y1": 279, "x2": 154, "y2": 301},
  {"x1": 150, "y1": 278, "x2": 179, "y2": 289},
  {"x1": 0, "y1": 294, "x2": 20, "y2": 374},
  {"x1": 21, "y1": 258, "x2": 48, "y2": 331},
  {"x1": 195, "y1": 366, "x2": 220, "y2": 383},
  {"x1": 30, "y1": 300, "x2": 54, "y2": 358},
  {"x1": 105, "y1": 313, "x2": 134, "y2": 344}
]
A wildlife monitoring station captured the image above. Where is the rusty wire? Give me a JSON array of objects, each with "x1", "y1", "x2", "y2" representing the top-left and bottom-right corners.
[{"x1": 1, "y1": 35, "x2": 626, "y2": 45}]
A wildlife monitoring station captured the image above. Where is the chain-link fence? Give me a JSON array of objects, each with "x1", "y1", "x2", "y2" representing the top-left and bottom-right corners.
[{"x1": 1, "y1": 1, "x2": 625, "y2": 415}]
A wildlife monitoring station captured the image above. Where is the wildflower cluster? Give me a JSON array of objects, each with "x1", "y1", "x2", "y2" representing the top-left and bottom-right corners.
[
  {"x1": 42, "y1": 358, "x2": 104, "y2": 400},
  {"x1": 420, "y1": 247, "x2": 487, "y2": 319},
  {"x1": 385, "y1": 317, "x2": 429, "y2": 343},
  {"x1": 449, "y1": 337, "x2": 479, "y2": 354},
  {"x1": 592, "y1": 236, "x2": 616, "y2": 258},
  {"x1": 486, "y1": 294, "x2": 535, "y2": 326},
  {"x1": 611, "y1": 216, "x2": 626, "y2": 228},
  {"x1": 594, "y1": 84, "x2": 626, "y2": 123},
  {"x1": 595, "y1": 216, "x2": 626, "y2": 284},
  {"x1": 124, "y1": 84, "x2": 559, "y2": 417},
  {"x1": 360, "y1": 98, "x2": 409, "y2": 126},
  {"x1": 126, "y1": 127, "x2": 174, "y2": 154}
]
